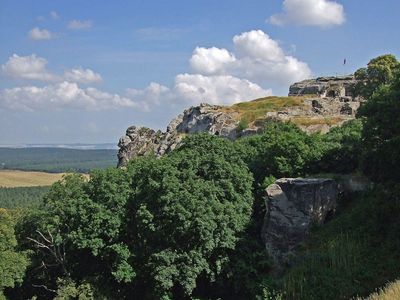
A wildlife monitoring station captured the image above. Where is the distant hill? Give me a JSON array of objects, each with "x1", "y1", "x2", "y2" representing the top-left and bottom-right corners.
[{"x1": 0, "y1": 147, "x2": 118, "y2": 173}]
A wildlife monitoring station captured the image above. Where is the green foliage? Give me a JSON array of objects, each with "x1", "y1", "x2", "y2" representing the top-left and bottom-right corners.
[
  {"x1": 16, "y1": 135, "x2": 255, "y2": 299},
  {"x1": 354, "y1": 54, "x2": 400, "y2": 99},
  {"x1": 237, "y1": 121, "x2": 316, "y2": 182},
  {"x1": 54, "y1": 278, "x2": 102, "y2": 300},
  {"x1": 0, "y1": 208, "x2": 29, "y2": 298},
  {"x1": 358, "y1": 70, "x2": 400, "y2": 183},
  {"x1": 0, "y1": 186, "x2": 49, "y2": 209},
  {"x1": 283, "y1": 186, "x2": 400, "y2": 299},
  {"x1": 0, "y1": 148, "x2": 117, "y2": 173},
  {"x1": 126, "y1": 134, "x2": 254, "y2": 299},
  {"x1": 237, "y1": 119, "x2": 249, "y2": 131},
  {"x1": 311, "y1": 119, "x2": 363, "y2": 174}
]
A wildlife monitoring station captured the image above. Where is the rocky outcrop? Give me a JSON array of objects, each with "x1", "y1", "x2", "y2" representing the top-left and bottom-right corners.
[
  {"x1": 118, "y1": 75, "x2": 364, "y2": 166},
  {"x1": 118, "y1": 103, "x2": 243, "y2": 166},
  {"x1": 289, "y1": 75, "x2": 359, "y2": 100},
  {"x1": 262, "y1": 178, "x2": 339, "y2": 266}
]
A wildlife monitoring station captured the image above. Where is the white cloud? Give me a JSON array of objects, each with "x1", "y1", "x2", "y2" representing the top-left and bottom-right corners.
[
  {"x1": 50, "y1": 11, "x2": 60, "y2": 20},
  {"x1": 28, "y1": 27, "x2": 54, "y2": 40},
  {"x1": 1, "y1": 30, "x2": 310, "y2": 113},
  {"x1": 124, "y1": 29, "x2": 309, "y2": 108},
  {"x1": 232, "y1": 30, "x2": 311, "y2": 84},
  {"x1": 233, "y1": 30, "x2": 284, "y2": 62},
  {"x1": 0, "y1": 82, "x2": 139, "y2": 111},
  {"x1": 173, "y1": 74, "x2": 271, "y2": 105},
  {"x1": 268, "y1": 0, "x2": 345, "y2": 27},
  {"x1": 2, "y1": 54, "x2": 104, "y2": 84},
  {"x1": 125, "y1": 75, "x2": 270, "y2": 107},
  {"x1": 188, "y1": 30, "x2": 311, "y2": 86},
  {"x1": 126, "y1": 82, "x2": 169, "y2": 105},
  {"x1": 190, "y1": 47, "x2": 235, "y2": 75},
  {"x1": 1, "y1": 54, "x2": 57, "y2": 81},
  {"x1": 64, "y1": 67, "x2": 102, "y2": 84},
  {"x1": 67, "y1": 20, "x2": 92, "y2": 30}
]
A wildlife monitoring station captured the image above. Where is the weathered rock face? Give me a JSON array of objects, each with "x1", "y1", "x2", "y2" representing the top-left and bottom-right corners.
[
  {"x1": 262, "y1": 178, "x2": 339, "y2": 266},
  {"x1": 117, "y1": 103, "x2": 241, "y2": 166}
]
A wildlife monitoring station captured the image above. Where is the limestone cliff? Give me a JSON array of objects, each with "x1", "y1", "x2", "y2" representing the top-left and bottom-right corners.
[
  {"x1": 262, "y1": 178, "x2": 339, "y2": 267},
  {"x1": 261, "y1": 175, "x2": 371, "y2": 268},
  {"x1": 118, "y1": 75, "x2": 363, "y2": 166}
]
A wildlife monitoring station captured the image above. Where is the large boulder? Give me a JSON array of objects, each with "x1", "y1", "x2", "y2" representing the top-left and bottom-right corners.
[{"x1": 262, "y1": 178, "x2": 338, "y2": 266}]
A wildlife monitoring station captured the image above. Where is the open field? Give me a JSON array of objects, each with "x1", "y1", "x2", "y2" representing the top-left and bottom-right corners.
[{"x1": 0, "y1": 170, "x2": 66, "y2": 187}]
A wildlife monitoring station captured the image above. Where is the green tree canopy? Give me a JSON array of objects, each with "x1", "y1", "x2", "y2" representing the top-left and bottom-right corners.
[
  {"x1": 0, "y1": 208, "x2": 29, "y2": 299},
  {"x1": 354, "y1": 54, "x2": 400, "y2": 99},
  {"x1": 311, "y1": 119, "x2": 363, "y2": 174},
  {"x1": 236, "y1": 121, "x2": 316, "y2": 182},
  {"x1": 18, "y1": 134, "x2": 254, "y2": 299},
  {"x1": 358, "y1": 70, "x2": 400, "y2": 183}
]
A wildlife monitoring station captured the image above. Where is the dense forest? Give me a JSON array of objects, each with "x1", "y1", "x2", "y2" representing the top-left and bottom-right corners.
[
  {"x1": 0, "y1": 148, "x2": 118, "y2": 173},
  {"x1": 0, "y1": 186, "x2": 49, "y2": 209},
  {"x1": 1, "y1": 55, "x2": 399, "y2": 300}
]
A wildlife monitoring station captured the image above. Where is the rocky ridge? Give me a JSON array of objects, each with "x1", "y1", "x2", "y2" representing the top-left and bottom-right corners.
[{"x1": 118, "y1": 75, "x2": 363, "y2": 166}]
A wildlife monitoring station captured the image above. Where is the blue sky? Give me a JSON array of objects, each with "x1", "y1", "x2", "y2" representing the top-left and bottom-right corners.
[{"x1": 1, "y1": 0, "x2": 399, "y2": 144}]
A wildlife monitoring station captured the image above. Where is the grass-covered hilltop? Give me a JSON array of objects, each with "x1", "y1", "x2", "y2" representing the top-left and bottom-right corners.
[{"x1": 1, "y1": 54, "x2": 400, "y2": 300}]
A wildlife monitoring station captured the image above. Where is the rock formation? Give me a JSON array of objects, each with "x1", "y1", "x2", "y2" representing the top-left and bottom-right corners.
[
  {"x1": 262, "y1": 178, "x2": 339, "y2": 266},
  {"x1": 117, "y1": 103, "x2": 242, "y2": 166},
  {"x1": 288, "y1": 75, "x2": 358, "y2": 99},
  {"x1": 118, "y1": 75, "x2": 364, "y2": 166}
]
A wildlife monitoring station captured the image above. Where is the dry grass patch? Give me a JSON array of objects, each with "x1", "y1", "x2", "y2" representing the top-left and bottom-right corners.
[
  {"x1": 219, "y1": 96, "x2": 308, "y2": 125},
  {"x1": 359, "y1": 280, "x2": 400, "y2": 300},
  {"x1": 0, "y1": 170, "x2": 68, "y2": 187},
  {"x1": 290, "y1": 116, "x2": 346, "y2": 127}
]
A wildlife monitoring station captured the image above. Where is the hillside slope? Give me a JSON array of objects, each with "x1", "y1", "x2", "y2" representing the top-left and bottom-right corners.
[{"x1": 118, "y1": 75, "x2": 363, "y2": 166}]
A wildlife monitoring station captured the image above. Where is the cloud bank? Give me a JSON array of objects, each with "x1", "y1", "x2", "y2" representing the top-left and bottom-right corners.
[
  {"x1": 0, "y1": 82, "x2": 138, "y2": 111},
  {"x1": 126, "y1": 30, "x2": 310, "y2": 107},
  {"x1": 268, "y1": 0, "x2": 345, "y2": 28},
  {"x1": 1, "y1": 30, "x2": 311, "y2": 112},
  {"x1": 1, "y1": 55, "x2": 136, "y2": 111},
  {"x1": 190, "y1": 30, "x2": 311, "y2": 85},
  {"x1": 2, "y1": 54, "x2": 102, "y2": 84}
]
